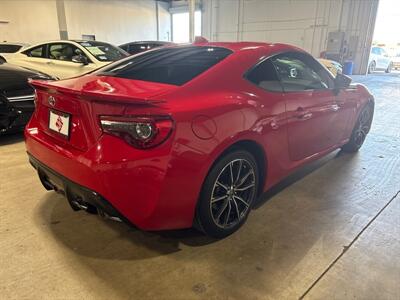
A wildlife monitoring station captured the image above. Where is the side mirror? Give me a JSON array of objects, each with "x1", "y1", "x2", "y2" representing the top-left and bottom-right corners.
[
  {"x1": 334, "y1": 73, "x2": 352, "y2": 93},
  {"x1": 72, "y1": 55, "x2": 88, "y2": 65}
]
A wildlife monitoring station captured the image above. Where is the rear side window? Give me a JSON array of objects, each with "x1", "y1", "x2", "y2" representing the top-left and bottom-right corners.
[
  {"x1": 0, "y1": 45, "x2": 22, "y2": 53},
  {"x1": 246, "y1": 59, "x2": 282, "y2": 92},
  {"x1": 24, "y1": 45, "x2": 45, "y2": 58},
  {"x1": 98, "y1": 46, "x2": 233, "y2": 86}
]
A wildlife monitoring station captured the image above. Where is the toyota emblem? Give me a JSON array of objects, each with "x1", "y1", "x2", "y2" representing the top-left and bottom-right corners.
[{"x1": 48, "y1": 96, "x2": 56, "y2": 107}]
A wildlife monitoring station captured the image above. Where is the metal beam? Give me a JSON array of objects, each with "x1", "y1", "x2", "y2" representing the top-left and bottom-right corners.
[{"x1": 188, "y1": 0, "x2": 195, "y2": 42}]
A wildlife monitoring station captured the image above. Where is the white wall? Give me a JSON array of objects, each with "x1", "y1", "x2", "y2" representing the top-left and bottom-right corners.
[
  {"x1": 0, "y1": 0, "x2": 60, "y2": 44},
  {"x1": 0, "y1": 0, "x2": 171, "y2": 45},
  {"x1": 202, "y1": 0, "x2": 378, "y2": 74},
  {"x1": 158, "y1": 1, "x2": 172, "y2": 41},
  {"x1": 65, "y1": 0, "x2": 159, "y2": 45}
]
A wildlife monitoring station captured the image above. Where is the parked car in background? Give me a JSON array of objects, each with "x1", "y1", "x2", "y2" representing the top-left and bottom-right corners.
[
  {"x1": 0, "y1": 42, "x2": 29, "y2": 64},
  {"x1": 26, "y1": 42, "x2": 375, "y2": 238},
  {"x1": 119, "y1": 41, "x2": 175, "y2": 55},
  {"x1": 318, "y1": 58, "x2": 343, "y2": 76},
  {"x1": 368, "y1": 46, "x2": 392, "y2": 73},
  {"x1": 6, "y1": 40, "x2": 128, "y2": 79},
  {"x1": 0, "y1": 63, "x2": 54, "y2": 134},
  {"x1": 391, "y1": 52, "x2": 400, "y2": 70}
]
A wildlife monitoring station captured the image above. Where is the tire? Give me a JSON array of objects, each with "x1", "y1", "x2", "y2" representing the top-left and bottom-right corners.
[
  {"x1": 195, "y1": 149, "x2": 259, "y2": 238},
  {"x1": 0, "y1": 57, "x2": 5, "y2": 64},
  {"x1": 385, "y1": 62, "x2": 392, "y2": 73},
  {"x1": 368, "y1": 61, "x2": 375, "y2": 74},
  {"x1": 342, "y1": 103, "x2": 374, "y2": 153}
]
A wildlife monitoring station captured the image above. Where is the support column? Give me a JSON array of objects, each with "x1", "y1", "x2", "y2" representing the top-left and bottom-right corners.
[
  {"x1": 189, "y1": 0, "x2": 195, "y2": 42},
  {"x1": 55, "y1": 0, "x2": 68, "y2": 39}
]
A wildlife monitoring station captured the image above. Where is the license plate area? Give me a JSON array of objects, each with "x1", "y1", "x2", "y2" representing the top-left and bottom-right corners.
[{"x1": 48, "y1": 109, "x2": 70, "y2": 139}]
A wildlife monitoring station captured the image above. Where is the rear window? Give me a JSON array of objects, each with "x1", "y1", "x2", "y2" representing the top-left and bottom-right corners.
[
  {"x1": 97, "y1": 46, "x2": 233, "y2": 86},
  {"x1": 0, "y1": 44, "x2": 22, "y2": 53}
]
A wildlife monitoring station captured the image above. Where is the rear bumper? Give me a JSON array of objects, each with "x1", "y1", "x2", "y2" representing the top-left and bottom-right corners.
[
  {"x1": 25, "y1": 116, "x2": 203, "y2": 230},
  {"x1": 29, "y1": 153, "x2": 130, "y2": 224}
]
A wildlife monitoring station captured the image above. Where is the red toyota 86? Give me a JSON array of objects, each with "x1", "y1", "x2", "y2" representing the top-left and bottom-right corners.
[{"x1": 25, "y1": 42, "x2": 374, "y2": 238}]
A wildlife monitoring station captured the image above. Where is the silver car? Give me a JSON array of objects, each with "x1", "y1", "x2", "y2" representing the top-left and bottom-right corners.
[{"x1": 368, "y1": 46, "x2": 392, "y2": 73}]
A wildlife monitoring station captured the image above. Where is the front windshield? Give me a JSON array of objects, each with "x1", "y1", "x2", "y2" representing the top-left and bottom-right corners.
[{"x1": 78, "y1": 41, "x2": 128, "y2": 62}]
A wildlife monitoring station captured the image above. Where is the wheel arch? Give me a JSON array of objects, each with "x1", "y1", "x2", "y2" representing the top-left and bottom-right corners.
[{"x1": 205, "y1": 139, "x2": 267, "y2": 197}]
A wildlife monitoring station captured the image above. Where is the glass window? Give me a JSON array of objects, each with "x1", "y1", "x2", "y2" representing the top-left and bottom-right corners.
[
  {"x1": 48, "y1": 43, "x2": 84, "y2": 61},
  {"x1": 372, "y1": 47, "x2": 383, "y2": 55},
  {"x1": 172, "y1": 11, "x2": 202, "y2": 43},
  {"x1": 271, "y1": 52, "x2": 334, "y2": 92},
  {"x1": 24, "y1": 45, "x2": 45, "y2": 58},
  {"x1": 128, "y1": 44, "x2": 150, "y2": 55},
  {"x1": 0, "y1": 44, "x2": 22, "y2": 53},
  {"x1": 246, "y1": 59, "x2": 282, "y2": 92},
  {"x1": 98, "y1": 46, "x2": 233, "y2": 86},
  {"x1": 77, "y1": 41, "x2": 128, "y2": 62}
]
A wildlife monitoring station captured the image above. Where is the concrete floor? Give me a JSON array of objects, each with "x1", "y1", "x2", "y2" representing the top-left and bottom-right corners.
[{"x1": 1, "y1": 73, "x2": 399, "y2": 300}]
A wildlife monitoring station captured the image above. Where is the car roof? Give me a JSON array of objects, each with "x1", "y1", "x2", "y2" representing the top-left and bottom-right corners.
[
  {"x1": 174, "y1": 41, "x2": 303, "y2": 54},
  {"x1": 25, "y1": 40, "x2": 111, "y2": 47},
  {"x1": 0, "y1": 42, "x2": 29, "y2": 46},
  {"x1": 121, "y1": 41, "x2": 173, "y2": 45}
]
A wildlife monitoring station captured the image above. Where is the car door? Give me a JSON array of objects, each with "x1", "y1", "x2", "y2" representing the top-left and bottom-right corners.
[
  {"x1": 47, "y1": 43, "x2": 93, "y2": 79},
  {"x1": 271, "y1": 52, "x2": 345, "y2": 161}
]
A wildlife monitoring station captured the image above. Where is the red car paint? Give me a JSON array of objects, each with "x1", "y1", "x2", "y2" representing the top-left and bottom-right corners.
[{"x1": 25, "y1": 42, "x2": 372, "y2": 230}]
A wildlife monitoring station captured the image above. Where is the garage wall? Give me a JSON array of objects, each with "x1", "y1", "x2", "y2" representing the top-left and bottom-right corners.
[
  {"x1": 65, "y1": 0, "x2": 160, "y2": 45},
  {"x1": 0, "y1": 0, "x2": 171, "y2": 46},
  {"x1": 0, "y1": 0, "x2": 60, "y2": 43},
  {"x1": 158, "y1": 1, "x2": 172, "y2": 41},
  {"x1": 202, "y1": 0, "x2": 378, "y2": 74}
]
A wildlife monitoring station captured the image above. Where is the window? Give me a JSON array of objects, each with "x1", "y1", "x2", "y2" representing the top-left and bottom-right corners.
[
  {"x1": 98, "y1": 46, "x2": 232, "y2": 86},
  {"x1": 128, "y1": 44, "x2": 151, "y2": 55},
  {"x1": 246, "y1": 59, "x2": 282, "y2": 92},
  {"x1": 24, "y1": 45, "x2": 45, "y2": 58},
  {"x1": 172, "y1": 11, "x2": 202, "y2": 43},
  {"x1": 271, "y1": 52, "x2": 334, "y2": 92},
  {"x1": 48, "y1": 43, "x2": 84, "y2": 62},
  {"x1": 0, "y1": 44, "x2": 22, "y2": 53},
  {"x1": 77, "y1": 41, "x2": 128, "y2": 62}
]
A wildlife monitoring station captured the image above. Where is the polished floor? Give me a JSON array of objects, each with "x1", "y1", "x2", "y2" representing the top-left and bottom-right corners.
[{"x1": 1, "y1": 73, "x2": 399, "y2": 299}]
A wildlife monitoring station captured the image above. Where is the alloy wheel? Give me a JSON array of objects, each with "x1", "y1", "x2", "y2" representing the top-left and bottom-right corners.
[
  {"x1": 210, "y1": 158, "x2": 256, "y2": 229},
  {"x1": 354, "y1": 107, "x2": 372, "y2": 147}
]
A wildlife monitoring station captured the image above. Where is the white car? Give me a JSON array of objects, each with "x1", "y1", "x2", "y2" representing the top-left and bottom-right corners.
[
  {"x1": 0, "y1": 42, "x2": 29, "y2": 63},
  {"x1": 368, "y1": 46, "x2": 392, "y2": 73},
  {"x1": 6, "y1": 40, "x2": 128, "y2": 79}
]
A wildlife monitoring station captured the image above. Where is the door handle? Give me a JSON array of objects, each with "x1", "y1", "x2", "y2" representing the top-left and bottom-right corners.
[
  {"x1": 46, "y1": 61, "x2": 53, "y2": 65},
  {"x1": 295, "y1": 107, "x2": 312, "y2": 120}
]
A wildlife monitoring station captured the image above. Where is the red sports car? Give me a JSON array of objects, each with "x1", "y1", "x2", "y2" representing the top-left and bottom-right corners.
[{"x1": 25, "y1": 42, "x2": 374, "y2": 238}]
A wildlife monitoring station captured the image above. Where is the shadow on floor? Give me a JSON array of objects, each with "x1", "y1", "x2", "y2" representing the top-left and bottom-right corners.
[
  {"x1": 254, "y1": 149, "x2": 341, "y2": 208},
  {"x1": 35, "y1": 148, "x2": 346, "y2": 262},
  {"x1": 0, "y1": 132, "x2": 24, "y2": 146}
]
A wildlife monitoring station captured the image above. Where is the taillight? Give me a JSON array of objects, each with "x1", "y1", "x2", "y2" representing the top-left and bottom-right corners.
[{"x1": 100, "y1": 115, "x2": 174, "y2": 149}]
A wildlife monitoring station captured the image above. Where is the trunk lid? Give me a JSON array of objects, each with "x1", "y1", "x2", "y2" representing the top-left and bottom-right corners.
[{"x1": 31, "y1": 74, "x2": 177, "y2": 151}]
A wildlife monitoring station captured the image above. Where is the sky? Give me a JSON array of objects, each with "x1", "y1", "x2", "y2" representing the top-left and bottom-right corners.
[{"x1": 373, "y1": 0, "x2": 400, "y2": 45}]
